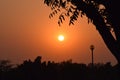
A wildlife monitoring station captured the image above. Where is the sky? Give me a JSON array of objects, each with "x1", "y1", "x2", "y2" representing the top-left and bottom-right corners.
[{"x1": 0, "y1": 0, "x2": 117, "y2": 65}]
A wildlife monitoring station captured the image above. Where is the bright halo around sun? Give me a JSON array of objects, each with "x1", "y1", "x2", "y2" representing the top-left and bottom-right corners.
[{"x1": 58, "y1": 35, "x2": 64, "y2": 41}]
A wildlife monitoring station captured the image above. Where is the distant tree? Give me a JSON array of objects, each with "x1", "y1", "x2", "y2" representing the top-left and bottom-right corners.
[
  {"x1": 0, "y1": 60, "x2": 12, "y2": 72},
  {"x1": 0, "y1": 60, "x2": 13, "y2": 80},
  {"x1": 44, "y1": 0, "x2": 120, "y2": 64},
  {"x1": 34, "y1": 56, "x2": 42, "y2": 64}
]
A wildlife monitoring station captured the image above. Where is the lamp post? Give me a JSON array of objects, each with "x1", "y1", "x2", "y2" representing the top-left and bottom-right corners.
[{"x1": 90, "y1": 45, "x2": 95, "y2": 67}]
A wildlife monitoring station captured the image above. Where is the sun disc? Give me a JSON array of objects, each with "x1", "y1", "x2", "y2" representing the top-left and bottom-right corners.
[{"x1": 58, "y1": 35, "x2": 64, "y2": 41}]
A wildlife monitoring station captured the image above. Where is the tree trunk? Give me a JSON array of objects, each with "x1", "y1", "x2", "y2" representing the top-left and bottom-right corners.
[
  {"x1": 91, "y1": 12, "x2": 120, "y2": 65},
  {"x1": 97, "y1": 25, "x2": 120, "y2": 64}
]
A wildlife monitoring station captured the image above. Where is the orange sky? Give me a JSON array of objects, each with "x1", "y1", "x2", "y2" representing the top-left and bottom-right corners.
[{"x1": 0, "y1": 0, "x2": 117, "y2": 65}]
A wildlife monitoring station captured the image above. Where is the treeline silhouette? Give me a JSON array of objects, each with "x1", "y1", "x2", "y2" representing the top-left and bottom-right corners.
[{"x1": 0, "y1": 56, "x2": 120, "y2": 80}]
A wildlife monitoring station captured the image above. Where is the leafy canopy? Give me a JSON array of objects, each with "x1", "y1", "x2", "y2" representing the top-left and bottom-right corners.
[{"x1": 44, "y1": 0, "x2": 112, "y2": 29}]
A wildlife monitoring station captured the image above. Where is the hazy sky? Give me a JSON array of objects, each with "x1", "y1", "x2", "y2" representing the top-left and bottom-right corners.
[{"x1": 0, "y1": 0, "x2": 117, "y2": 65}]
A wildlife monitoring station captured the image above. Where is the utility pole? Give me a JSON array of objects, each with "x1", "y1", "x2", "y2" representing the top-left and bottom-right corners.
[{"x1": 90, "y1": 45, "x2": 95, "y2": 67}]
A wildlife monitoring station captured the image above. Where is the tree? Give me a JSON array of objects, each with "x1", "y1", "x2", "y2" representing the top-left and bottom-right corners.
[
  {"x1": 43, "y1": 0, "x2": 120, "y2": 64},
  {"x1": 0, "y1": 60, "x2": 12, "y2": 72}
]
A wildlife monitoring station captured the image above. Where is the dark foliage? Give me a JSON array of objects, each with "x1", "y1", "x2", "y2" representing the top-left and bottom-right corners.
[{"x1": 0, "y1": 56, "x2": 120, "y2": 80}]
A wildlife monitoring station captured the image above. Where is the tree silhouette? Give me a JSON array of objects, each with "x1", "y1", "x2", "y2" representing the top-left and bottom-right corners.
[
  {"x1": 44, "y1": 0, "x2": 120, "y2": 64},
  {"x1": 0, "y1": 56, "x2": 120, "y2": 80},
  {"x1": 0, "y1": 60, "x2": 12, "y2": 72}
]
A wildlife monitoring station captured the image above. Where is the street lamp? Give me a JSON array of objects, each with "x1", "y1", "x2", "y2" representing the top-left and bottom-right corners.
[{"x1": 90, "y1": 45, "x2": 95, "y2": 67}]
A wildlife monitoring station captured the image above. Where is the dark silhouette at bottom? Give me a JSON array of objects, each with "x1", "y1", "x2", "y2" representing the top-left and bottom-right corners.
[{"x1": 0, "y1": 56, "x2": 119, "y2": 80}]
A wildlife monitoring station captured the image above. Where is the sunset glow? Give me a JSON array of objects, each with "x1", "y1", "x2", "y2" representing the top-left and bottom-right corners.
[
  {"x1": 0, "y1": 0, "x2": 117, "y2": 65},
  {"x1": 58, "y1": 35, "x2": 64, "y2": 41}
]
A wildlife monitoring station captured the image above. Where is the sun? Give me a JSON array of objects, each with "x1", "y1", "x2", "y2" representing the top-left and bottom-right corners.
[{"x1": 58, "y1": 35, "x2": 64, "y2": 41}]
